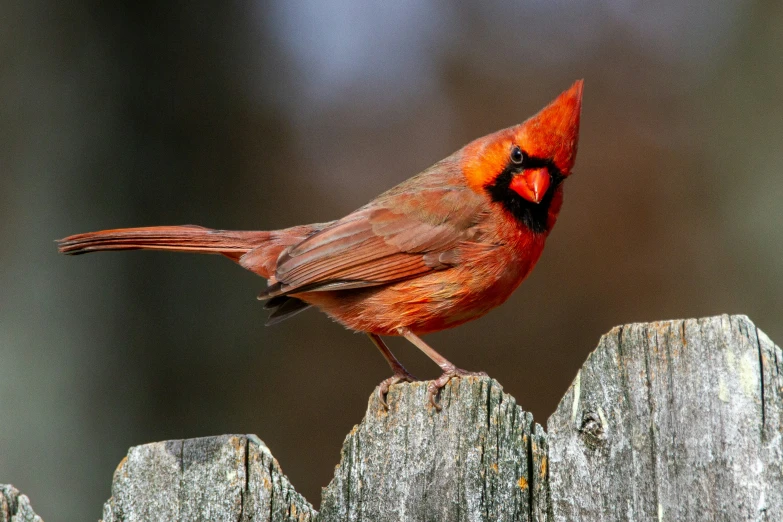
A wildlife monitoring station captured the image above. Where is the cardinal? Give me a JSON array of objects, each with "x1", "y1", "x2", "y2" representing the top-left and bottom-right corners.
[{"x1": 59, "y1": 81, "x2": 583, "y2": 410}]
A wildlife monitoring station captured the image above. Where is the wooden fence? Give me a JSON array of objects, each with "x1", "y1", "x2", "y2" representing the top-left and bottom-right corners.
[{"x1": 3, "y1": 315, "x2": 781, "y2": 521}]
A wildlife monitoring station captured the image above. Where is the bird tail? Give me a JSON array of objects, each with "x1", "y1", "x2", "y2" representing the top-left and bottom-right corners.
[
  {"x1": 57, "y1": 223, "x2": 330, "y2": 324},
  {"x1": 57, "y1": 225, "x2": 272, "y2": 262},
  {"x1": 57, "y1": 222, "x2": 329, "y2": 280}
]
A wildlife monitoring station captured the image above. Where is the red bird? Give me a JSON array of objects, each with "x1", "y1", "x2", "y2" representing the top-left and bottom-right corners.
[{"x1": 59, "y1": 81, "x2": 583, "y2": 409}]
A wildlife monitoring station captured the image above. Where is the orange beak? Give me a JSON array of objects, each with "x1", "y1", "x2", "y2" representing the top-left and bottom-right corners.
[{"x1": 509, "y1": 168, "x2": 550, "y2": 204}]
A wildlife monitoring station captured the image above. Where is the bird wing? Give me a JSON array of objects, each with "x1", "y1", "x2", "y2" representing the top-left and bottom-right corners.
[{"x1": 254, "y1": 186, "x2": 486, "y2": 299}]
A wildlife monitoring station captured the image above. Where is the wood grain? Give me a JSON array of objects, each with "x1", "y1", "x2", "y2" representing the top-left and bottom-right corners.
[
  {"x1": 4, "y1": 315, "x2": 781, "y2": 521},
  {"x1": 1, "y1": 485, "x2": 43, "y2": 522},
  {"x1": 547, "y1": 315, "x2": 782, "y2": 521},
  {"x1": 318, "y1": 377, "x2": 544, "y2": 522},
  {"x1": 100, "y1": 434, "x2": 314, "y2": 522}
]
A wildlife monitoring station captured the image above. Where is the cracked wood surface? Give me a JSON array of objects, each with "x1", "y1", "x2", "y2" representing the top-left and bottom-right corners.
[
  {"x1": 100, "y1": 434, "x2": 315, "y2": 522},
  {"x1": 547, "y1": 315, "x2": 783, "y2": 521},
  {"x1": 1, "y1": 485, "x2": 42, "y2": 522},
  {"x1": 97, "y1": 379, "x2": 545, "y2": 522},
  {"x1": 3, "y1": 314, "x2": 781, "y2": 520},
  {"x1": 319, "y1": 377, "x2": 545, "y2": 522}
]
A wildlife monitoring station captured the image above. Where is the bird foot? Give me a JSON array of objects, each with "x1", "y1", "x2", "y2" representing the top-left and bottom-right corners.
[
  {"x1": 378, "y1": 369, "x2": 417, "y2": 410},
  {"x1": 428, "y1": 367, "x2": 487, "y2": 411}
]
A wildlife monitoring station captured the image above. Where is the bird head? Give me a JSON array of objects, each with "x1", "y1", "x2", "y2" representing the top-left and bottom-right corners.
[{"x1": 462, "y1": 80, "x2": 583, "y2": 213}]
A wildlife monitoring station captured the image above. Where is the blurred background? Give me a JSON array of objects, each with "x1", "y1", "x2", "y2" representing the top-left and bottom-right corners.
[{"x1": 1, "y1": 0, "x2": 781, "y2": 519}]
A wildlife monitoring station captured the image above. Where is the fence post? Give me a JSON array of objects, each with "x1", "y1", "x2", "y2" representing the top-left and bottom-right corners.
[{"x1": 4, "y1": 314, "x2": 781, "y2": 521}]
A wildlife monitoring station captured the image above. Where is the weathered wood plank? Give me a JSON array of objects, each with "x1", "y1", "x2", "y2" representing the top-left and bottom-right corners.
[
  {"x1": 318, "y1": 377, "x2": 544, "y2": 522},
  {"x1": 100, "y1": 434, "x2": 315, "y2": 522},
  {"x1": 97, "y1": 379, "x2": 542, "y2": 522},
  {"x1": 0, "y1": 485, "x2": 42, "y2": 522},
  {"x1": 547, "y1": 314, "x2": 783, "y2": 521},
  {"x1": 7, "y1": 314, "x2": 780, "y2": 521}
]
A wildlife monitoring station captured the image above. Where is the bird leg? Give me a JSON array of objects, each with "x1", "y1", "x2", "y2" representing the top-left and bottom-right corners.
[
  {"x1": 397, "y1": 326, "x2": 486, "y2": 411},
  {"x1": 368, "y1": 333, "x2": 417, "y2": 409}
]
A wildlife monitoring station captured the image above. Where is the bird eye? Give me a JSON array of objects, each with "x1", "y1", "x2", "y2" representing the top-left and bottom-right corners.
[{"x1": 510, "y1": 146, "x2": 524, "y2": 165}]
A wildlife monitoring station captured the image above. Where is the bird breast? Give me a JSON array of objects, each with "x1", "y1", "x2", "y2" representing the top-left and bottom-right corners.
[{"x1": 297, "y1": 229, "x2": 547, "y2": 336}]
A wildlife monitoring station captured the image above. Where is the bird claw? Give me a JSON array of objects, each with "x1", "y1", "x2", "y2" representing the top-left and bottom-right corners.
[
  {"x1": 378, "y1": 370, "x2": 417, "y2": 410},
  {"x1": 428, "y1": 367, "x2": 487, "y2": 411}
]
